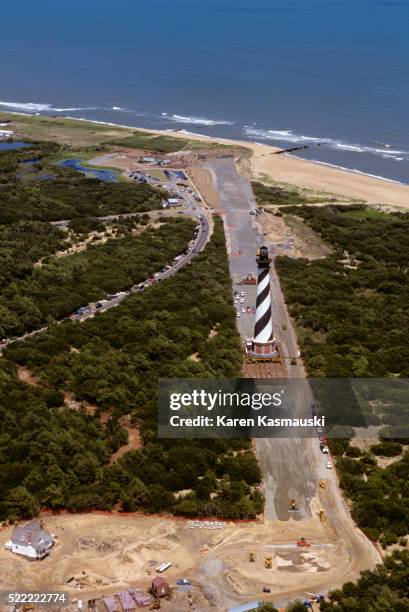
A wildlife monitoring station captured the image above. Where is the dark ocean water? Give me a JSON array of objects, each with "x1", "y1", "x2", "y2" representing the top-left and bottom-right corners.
[{"x1": 1, "y1": 0, "x2": 408, "y2": 183}]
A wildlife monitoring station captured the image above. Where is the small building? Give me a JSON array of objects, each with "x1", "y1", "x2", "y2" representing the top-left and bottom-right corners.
[
  {"x1": 151, "y1": 576, "x2": 169, "y2": 598},
  {"x1": 167, "y1": 198, "x2": 180, "y2": 207},
  {"x1": 8, "y1": 519, "x2": 54, "y2": 559}
]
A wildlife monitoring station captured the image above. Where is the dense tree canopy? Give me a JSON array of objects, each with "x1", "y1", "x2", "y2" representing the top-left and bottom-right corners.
[
  {"x1": 0, "y1": 141, "x2": 165, "y2": 223},
  {"x1": 2, "y1": 219, "x2": 262, "y2": 520},
  {"x1": 320, "y1": 550, "x2": 409, "y2": 611},
  {"x1": 0, "y1": 216, "x2": 195, "y2": 337}
]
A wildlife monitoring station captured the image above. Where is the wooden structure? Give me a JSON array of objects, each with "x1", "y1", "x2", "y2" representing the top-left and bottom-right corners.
[{"x1": 151, "y1": 577, "x2": 169, "y2": 598}]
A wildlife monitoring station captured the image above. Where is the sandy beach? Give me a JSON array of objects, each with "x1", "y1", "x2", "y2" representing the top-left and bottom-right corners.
[
  {"x1": 111, "y1": 121, "x2": 409, "y2": 208},
  {"x1": 155, "y1": 128, "x2": 409, "y2": 209}
]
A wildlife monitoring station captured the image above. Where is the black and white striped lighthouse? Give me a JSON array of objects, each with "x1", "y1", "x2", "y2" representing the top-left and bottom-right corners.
[{"x1": 247, "y1": 246, "x2": 278, "y2": 360}]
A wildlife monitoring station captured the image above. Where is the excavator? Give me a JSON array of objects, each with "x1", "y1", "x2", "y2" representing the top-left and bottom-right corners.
[
  {"x1": 319, "y1": 508, "x2": 326, "y2": 521},
  {"x1": 319, "y1": 479, "x2": 326, "y2": 489},
  {"x1": 249, "y1": 552, "x2": 255, "y2": 562},
  {"x1": 264, "y1": 555, "x2": 273, "y2": 569}
]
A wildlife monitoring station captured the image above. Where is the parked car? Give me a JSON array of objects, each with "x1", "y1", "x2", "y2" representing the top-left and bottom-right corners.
[
  {"x1": 326, "y1": 461, "x2": 333, "y2": 469},
  {"x1": 236, "y1": 312, "x2": 241, "y2": 318},
  {"x1": 320, "y1": 443, "x2": 329, "y2": 454},
  {"x1": 176, "y1": 579, "x2": 191, "y2": 586}
]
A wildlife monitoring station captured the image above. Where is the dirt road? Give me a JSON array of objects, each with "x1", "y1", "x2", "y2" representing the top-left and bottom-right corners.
[{"x1": 203, "y1": 157, "x2": 382, "y2": 598}]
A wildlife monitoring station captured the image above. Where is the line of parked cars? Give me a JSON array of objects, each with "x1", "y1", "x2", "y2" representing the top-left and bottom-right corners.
[
  {"x1": 317, "y1": 427, "x2": 333, "y2": 469},
  {"x1": 234, "y1": 290, "x2": 256, "y2": 318},
  {"x1": 68, "y1": 227, "x2": 202, "y2": 321}
]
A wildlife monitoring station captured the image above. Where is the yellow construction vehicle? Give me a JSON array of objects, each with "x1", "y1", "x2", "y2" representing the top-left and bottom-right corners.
[
  {"x1": 319, "y1": 508, "x2": 326, "y2": 521},
  {"x1": 264, "y1": 555, "x2": 273, "y2": 569},
  {"x1": 249, "y1": 552, "x2": 255, "y2": 562},
  {"x1": 290, "y1": 498, "x2": 297, "y2": 511},
  {"x1": 319, "y1": 479, "x2": 326, "y2": 489}
]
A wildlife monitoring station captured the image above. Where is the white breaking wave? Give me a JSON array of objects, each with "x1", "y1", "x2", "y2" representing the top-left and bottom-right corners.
[
  {"x1": 335, "y1": 143, "x2": 366, "y2": 152},
  {"x1": 54, "y1": 107, "x2": 99, "y2": 112},
  {"x1": 243, "y1": 127, "x2": 409, "y2": 161},
  {"x1": 245, "y1": 127, "x2": 322, "y2": 143},
  {"x1": 0, "y1": 100, "x2": 54, "y2": 112},
  {"x1": 168, "y1": 114, "x2": 233, "y2": 126},
  {"x1": 0, "y1": 100, "x2": 98, "y2": 113}
]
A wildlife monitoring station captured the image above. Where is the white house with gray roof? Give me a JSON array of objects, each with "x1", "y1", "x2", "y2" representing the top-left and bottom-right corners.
[{"x1": 6, "y1": 520, "x2": 54, "y2": 559}]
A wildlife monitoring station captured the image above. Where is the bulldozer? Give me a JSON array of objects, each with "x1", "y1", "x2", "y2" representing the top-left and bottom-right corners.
[
  {"x1": 319, "y1": 508, "x2": 326, "y2": 522},
  {"x1": 289, "y1": 498, "x2": 297, "y2": 511},
  {"x1": 319, "y1": 479, "x2": 326, "y2": 489},
  {"x1": 264, "y1": 555, "x2": 273, "y2": 569},
  {"x1": 249, "y1": 552, "x2": 255, "y2": 562}
]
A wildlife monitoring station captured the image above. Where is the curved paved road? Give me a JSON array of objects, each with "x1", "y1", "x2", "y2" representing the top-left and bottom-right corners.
[{"x1": 0, "y1": 205, "x2": 210, "y2": 354}]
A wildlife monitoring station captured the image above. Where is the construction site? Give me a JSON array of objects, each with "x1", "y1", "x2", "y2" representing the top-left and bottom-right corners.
[{"x1": 1, "y1": 508, "x2": 360, "y2": 611}]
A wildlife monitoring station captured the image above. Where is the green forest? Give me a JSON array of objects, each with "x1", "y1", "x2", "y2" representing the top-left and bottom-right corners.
[
  {"x1": 275, "y1": 204, "x2": 409, "y2": 546},
  {"x1": 0, "y1": 217, "x2": 195, "y2": 337},
  {"x1": 320, "y1": 550, "x2": 409, "y2": 611},
  {"x1": 1, "y1": 219, "x2": 263, "y2": 521},
  {"x1": 0, "y1": 142, "x2": 165, "y2": 222},
  {"x1": 0, "y1": 141, "x2": 183, "y2": 338}
]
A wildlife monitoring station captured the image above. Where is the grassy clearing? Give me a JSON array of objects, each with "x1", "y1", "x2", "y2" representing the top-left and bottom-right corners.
[
  {"x1": 338, "y1": 206, "x2": 388, "y2": 219},
  {"x1": 2, "y1": 111, "x2": 246, "y2": 156},
  {"x1": 253, "y1": 173, "x2": 364, "y2": 207},
  {"x1": 252, "y1": 180, "x2": 331, "y2": 207}
]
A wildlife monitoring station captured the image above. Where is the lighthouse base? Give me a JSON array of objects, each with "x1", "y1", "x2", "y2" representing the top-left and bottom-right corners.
[{"x1": 246, "y1": 339, "x2": 278, "y2": 361}]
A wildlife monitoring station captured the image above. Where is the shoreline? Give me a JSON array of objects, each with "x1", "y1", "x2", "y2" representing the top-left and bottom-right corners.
[
  {"x1": 62, "y1": 115, "x2": 409, "y2": 183},
  {"x1": 4, "y1": 110, "x2": 409, "y2": 208}
]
